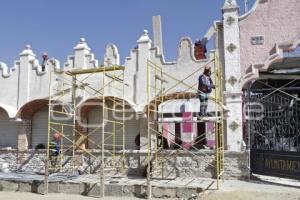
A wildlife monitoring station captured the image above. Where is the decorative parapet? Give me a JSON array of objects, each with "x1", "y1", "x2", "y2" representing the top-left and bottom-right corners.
[
  {"x1": 74, "y1": 38, "x2": 90, "y2": 51},
  {"x1": 19, "y1": 45, "x2": 35, "y2": 57},
  {"x1": 177, "y1": 37, "x2": 193, "y2": 62},
  {"x1": 104, "y1": 43, "x2": 120, "y2": 66},
  {"x1": 137, "y1": 30, "x2": 151, "y2": 44},
  {"x1": 241, "y1": 36, "x2": 300, "y2": 88},
  {"x1": 19, "y1": 45, "x2": 46, "y2": 75},
  {"x1": 30, "y1": 58, "x2": 45, "y2": 75},
  {"x1": 254, "y1": 44, "x2": 283, "y2": 72},
  {"x1": 279, "y1": 34, "x2": 300, "y2": 52},
  {"x1": 222, "y1": 0, "x2": 239, "y2": 12},
  {"x1": 124, "y1": 48, "x2": 137, "y2": 62},
  {"x1": 241, "y1": 64, "x2": 259, "y2": 88},
  {"x1": 177, "y1": 37, "x2": 210, "y2": 63},
  {"x1": 0, "y1": 61, "x2": 16, "y2": 78},
  {"x1": 64, "y1": 38, "x2": 98, "y2": 69},
  {"x1": 22, "y1": 45, "x2": 62, "y2": 75},
  {"x1": 129, "y1": 32, "x2": 212, "y2": 68},
  {"x1": 86, "y1": 53, "x2": 98, "y2": 68},
  {"x1": 64, "y1": 55, "x2": 75, "y2": 69},
  {"x1": 47, "y1": 58, "x2": 62, "y2": 72},
  {"x1": 0, "y1": 45, "x2": 62, "y2": 80}
]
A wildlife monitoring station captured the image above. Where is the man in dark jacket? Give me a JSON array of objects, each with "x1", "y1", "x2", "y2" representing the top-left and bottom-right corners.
[{"x1": 198, "y1": 66, "x2": 215, "y2": 116}]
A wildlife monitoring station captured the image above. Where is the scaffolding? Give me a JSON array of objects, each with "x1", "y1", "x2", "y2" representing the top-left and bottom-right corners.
[
  {"x1": 44, "y1": 51, "x2": 225, "y2": 198},
  {"x1": 146, "y1": 53, "x2": 225, "y2": 198},
  {"x1": 44, "y1": 62, "x2": 126, "y2": 197}
]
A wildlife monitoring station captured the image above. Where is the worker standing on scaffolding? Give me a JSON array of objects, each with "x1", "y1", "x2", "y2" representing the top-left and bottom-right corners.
[
  {"x1": 49, "y1": 132, "x2": 61, "y2": 167},
  {"x1": 198, "y1": 66, "x2": 215, "y2": 117}
]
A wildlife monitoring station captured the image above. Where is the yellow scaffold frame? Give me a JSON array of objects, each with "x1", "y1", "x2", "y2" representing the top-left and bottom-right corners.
[
  {"x1": 146, "y1": 52, "x2": 225, "y2": 198},
  {"x1": 44, "y1": 62, "x2": 126, "y2": 198}
]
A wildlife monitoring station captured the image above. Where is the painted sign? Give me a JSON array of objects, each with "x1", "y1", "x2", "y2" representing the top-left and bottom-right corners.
[{"x1": 251, "y1": 149, "x2": 300, "y2": 180}]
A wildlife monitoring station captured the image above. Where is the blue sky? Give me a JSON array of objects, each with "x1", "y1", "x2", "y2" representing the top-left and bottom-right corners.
[{"x1": 0, "y1": 0, "x2": 255, "y2": 65}]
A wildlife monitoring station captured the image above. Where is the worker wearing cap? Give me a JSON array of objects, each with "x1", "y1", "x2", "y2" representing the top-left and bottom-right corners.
[
  {"x1": 198, "y1": 66, "x2": 215, "y2": 116},
  {"x1": 42, "y1": 52, "x2": 48, "y2": 72},
  {"x1": 49, "y1": 132, "x2": 61, "y2": 167}
]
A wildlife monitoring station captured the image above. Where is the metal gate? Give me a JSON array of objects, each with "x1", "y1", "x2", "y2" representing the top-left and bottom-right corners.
[{"x1": 245, "y1": 79, "x2": 300, "y2": 179}]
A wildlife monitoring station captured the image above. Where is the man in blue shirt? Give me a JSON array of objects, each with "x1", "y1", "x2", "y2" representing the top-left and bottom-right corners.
[
  {"x1": 49, "y1": 132, "x2": 61, "y2": 167},
  {"x1": 198, "y1": 66, "x2": 215, "y2": 116}
]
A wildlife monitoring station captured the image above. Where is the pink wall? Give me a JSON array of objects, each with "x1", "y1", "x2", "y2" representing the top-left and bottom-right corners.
[{"x1": 239, "y1": 0, "x2": 300, "y2": 75}]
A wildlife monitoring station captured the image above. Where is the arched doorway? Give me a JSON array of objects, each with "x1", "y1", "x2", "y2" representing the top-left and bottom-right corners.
[
  {"x1": 16, "y1": 99, "x2": 49, "y2": 149},
  {"x1": 79, "y1": 97, "x2": 139, "y2": 150},
  {"x1": 0, "y1": 107, "x2": 18, "y2": 148},
  {"x1": 16, "y1": 99, "x2": 73, "y2": 149},
  {"x1": 31, "y1": 104, "x2": 73, "y2": 149},
  {"x1": 32, "y1": 107, "x2": 49, "y2": 148}
]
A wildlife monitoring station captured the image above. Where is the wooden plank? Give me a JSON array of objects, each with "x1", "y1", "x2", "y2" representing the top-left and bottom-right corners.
[{"x1": 65, "y1": 65, "x2": 125, "y2": 75}]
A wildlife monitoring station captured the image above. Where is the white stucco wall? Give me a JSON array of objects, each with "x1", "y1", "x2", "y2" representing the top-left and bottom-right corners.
[
  {"x1": 0, "y1": 29, "x2": 219, "y2": 150},
  {"x1": 0, "y1": 9, "x2": 234, "y2": 154},
  {"x1": 0, "y1": 63, "x2": 18, "y2": 109},
  {"x1": 1, "y1": 0, "x2": 298, "y2": 151}
]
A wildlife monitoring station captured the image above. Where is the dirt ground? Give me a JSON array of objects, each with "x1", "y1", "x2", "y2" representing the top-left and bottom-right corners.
[
  {"x1": 199, "y1": 180, "x2": 300, "y2": 200},
  {"x1": 0, "y1": 190, "x2": 300, "y2": 200},
  {"x1": 0, "y1": 180, "x2": 300, "y2": 200},
  {"x1": 200, "y1": 191, "x2": 300, "y2": 200},
  {"x1": 0, "y1": 192, "x2": 140, "y2": 200}
]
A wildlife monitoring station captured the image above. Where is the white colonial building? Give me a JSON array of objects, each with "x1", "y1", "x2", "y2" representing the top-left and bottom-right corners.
[{"x1": 0, "y1": 1, "x2": 299, "y2": 178}]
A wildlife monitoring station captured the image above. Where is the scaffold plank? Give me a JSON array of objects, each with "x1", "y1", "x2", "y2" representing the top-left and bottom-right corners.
[{"x1": 65, "y1": 65, "x2": 125, "y2": 75}]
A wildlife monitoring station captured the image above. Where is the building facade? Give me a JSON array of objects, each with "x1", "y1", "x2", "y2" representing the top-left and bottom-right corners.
[{"x1": 0, "y1": 0, "x2": 299, "y2": 178}]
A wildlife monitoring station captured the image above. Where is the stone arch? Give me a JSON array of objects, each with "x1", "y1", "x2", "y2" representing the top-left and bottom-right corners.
[
  {"x1": 78, "y1": 96, "x2": 138, "y2": 119},
  {"x1": 16, "y1": 99, "x2": 49, "y2": 120},
  {"x1": 103, "y1": 43, "x2": 120, "y2": 66},
  {"x1": 15, "y1": 99, "x2": 49, "y2": 149},
  {"x1": 16, "y1": 99, "x2": 70, "y2": 149}
]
